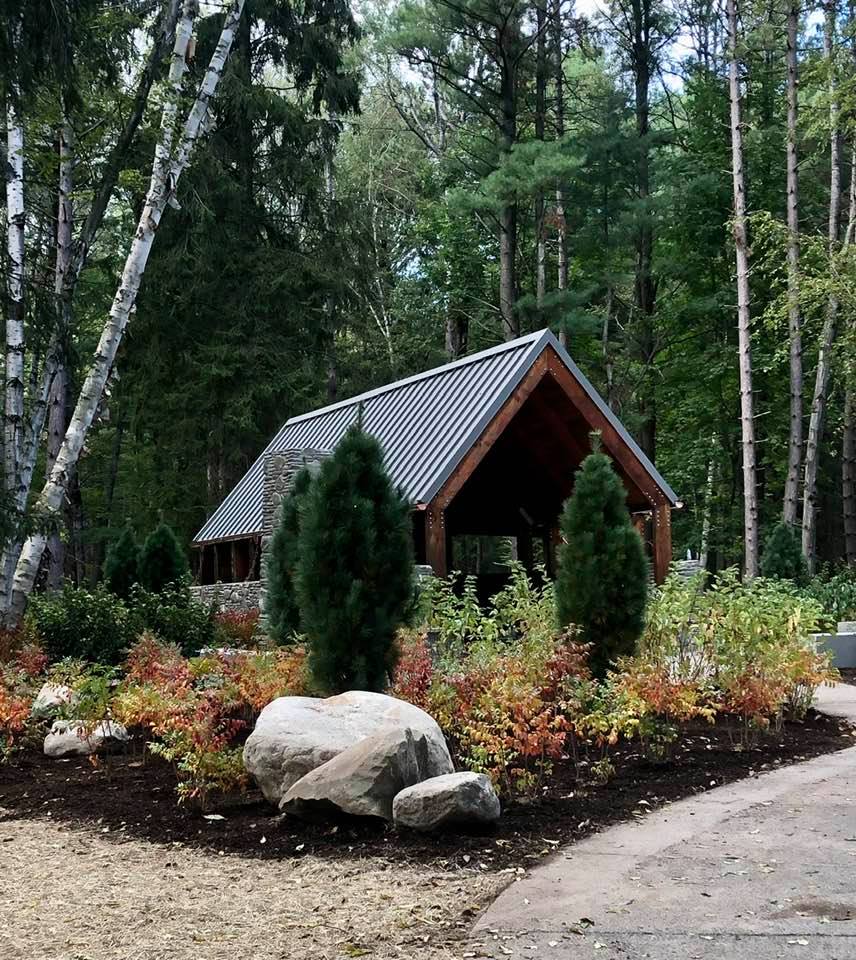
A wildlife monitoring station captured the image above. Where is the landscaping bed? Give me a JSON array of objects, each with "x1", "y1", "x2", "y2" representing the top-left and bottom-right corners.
[{"x1": 2, "y1": 709, "x2": 852, "y2": 872}]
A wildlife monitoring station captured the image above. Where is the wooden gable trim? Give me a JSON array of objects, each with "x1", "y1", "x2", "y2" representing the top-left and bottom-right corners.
[{"x1": 427, "y1": 344, "x2": 671, "y2": 514}]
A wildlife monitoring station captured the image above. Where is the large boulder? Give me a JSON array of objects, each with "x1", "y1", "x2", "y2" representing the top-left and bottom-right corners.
[
  {"x1": 393, "y1": 772, "x2": 501, "y2": 832},
  {"x1": 243, "y1": 691, "x2": 453, "y2": 805},
  {"x1": 281, "y1": 726, "x2": 432, "y2": 821},
  {"x1": 44, "y1": 720, "x2": 129, "y2": 758}
]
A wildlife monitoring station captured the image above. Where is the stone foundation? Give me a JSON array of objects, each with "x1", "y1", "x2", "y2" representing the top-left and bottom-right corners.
[{"x1": 190, "y1": 580, "x2": 262, "y2": 614}]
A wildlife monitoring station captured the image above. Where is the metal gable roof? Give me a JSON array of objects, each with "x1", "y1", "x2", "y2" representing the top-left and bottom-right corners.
[{"x1": 193, "y1": 329, "x2": 677, "y2": 544}]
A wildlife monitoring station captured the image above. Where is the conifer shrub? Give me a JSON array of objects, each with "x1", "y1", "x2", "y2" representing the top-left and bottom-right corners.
[
  {"x1": 555, "y1": 446, "x2": 649, "y2": 678},
  {"x1": 138, "y1": 523, "x2": 189, "y2": 594},
  {"x1": 760, "y1": 521, "x2": 808, "y2": 584},
  {"x1": 103, "y1": 526, "x2": 140, "y2": 598},
  {"x1": 296, "y1": 425, "x2": 414, "y2": 693},
  {"x1": 265, "y1": 467, "x2": 313, "y2": 644}
]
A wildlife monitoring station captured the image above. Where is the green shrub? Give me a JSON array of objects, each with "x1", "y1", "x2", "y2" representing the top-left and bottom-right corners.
[
  {"x1": 138, "y1": 523, "x2": 188, "y2": 594},
  {"x1": 103, "y1": 526, "x2": 140, "y2": 598},
  {"x1": 128, "y1": 583, "x2": 216, "y2": 657},
  {"x1": 265, "y1": 467, "x2": 313, "y2": 644},
  {"x1": 555, "y1": 447, "x2": 648, "y2": 677},
  {"x1": 802, "y1": 566, "x2": 856, "y2": 627},
  {"x1": 27, "y1": 585, "x2": 135, "y2": 665},
  {"x1": 296, "y1": 424, "x2": 414, "y2": 693},
  {"x1": 760, "y1": 521, "x2": 808, "y2": 584}
]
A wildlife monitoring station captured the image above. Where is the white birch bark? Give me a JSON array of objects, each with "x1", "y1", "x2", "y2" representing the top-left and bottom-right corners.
[
  {"x1": 6, "y1": 0, "x2": 247, "y2": 623},
  {"x1": 4, "y1": 42, "x2": 26, "y2": 511},
  {"x1": 844, "y1": 142, "x2": 856, "y2": 564},
  {"x1": 783, "y1": 0, "x2": 803, "y2": 528},
  {"x1": 727, "y1": 0, "x2": 759, "y2": 577},
  {"x1": 802, "y1": 0, "x2": 841, "y2": 572}
]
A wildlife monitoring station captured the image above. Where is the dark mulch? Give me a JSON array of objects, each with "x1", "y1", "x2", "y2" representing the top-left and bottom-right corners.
[
  {"x1": 839, "y1": 668, "x2": 856, "y2": 686},
  {"x1": 1, "y1": 711, "x2": 853, "y2": 872}
]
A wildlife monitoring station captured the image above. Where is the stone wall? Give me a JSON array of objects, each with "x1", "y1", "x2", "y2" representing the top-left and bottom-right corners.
[
  {"x1": 190, "y1": 579, "x2": 262, "y2": 613},
  {"x1": 259, "y1": 449, "x2": 330, "y2": 619}
]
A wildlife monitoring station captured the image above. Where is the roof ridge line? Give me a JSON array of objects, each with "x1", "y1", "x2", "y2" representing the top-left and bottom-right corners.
[{"x1": 281, "y1": 330, "x2": 549, "y2": 430}]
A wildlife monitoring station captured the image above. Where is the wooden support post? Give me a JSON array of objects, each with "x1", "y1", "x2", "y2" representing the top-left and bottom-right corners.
[
  {"x1": 652, "y1": 505, "x2": 672, "y2": 584},
  {"x1": 425, "y1": 507, "x2": 448, "y2": 577},
  {"x1": 517, "y1": 526, "x2": 534, "y2": 572}
]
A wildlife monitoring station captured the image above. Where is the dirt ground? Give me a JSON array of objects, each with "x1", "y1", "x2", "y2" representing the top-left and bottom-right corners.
[
  {"x1": 0, "y1": 813, "x2": 506, "y2": 960},
  {"x1": 1, "y1": 711, "x2": 853, "y2": 959}
]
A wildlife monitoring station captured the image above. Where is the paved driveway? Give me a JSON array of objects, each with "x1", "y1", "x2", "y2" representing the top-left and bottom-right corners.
[{"x1": 471, "y1": 684, "x2": 856, "y2": 960}]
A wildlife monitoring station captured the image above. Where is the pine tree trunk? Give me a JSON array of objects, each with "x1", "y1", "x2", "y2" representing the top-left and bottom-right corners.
[
  {"x1": 783, "y1": 0, "x2": 803, "y2": 527},
  {"x1": 498, "y1": 23, "x2": 519, "y2": 340},
  {"x1": 535, "y1": 0, "x2": 547, "y2": 309},
  {"x1": 6, "y1": 0, "x2": 247, "y2": 624},
  {"x1": 727, "y1": 0, "x2": 759, "y2": 577},
  {"x1": 553, "y1": 0, "x2": 568, "y2": 347},
  {"x1": 632, "y1": 0, "x2": 657, "y2": 461},
  {"x1": 802, "y1": 0, "x2": 841, "y2": 572}
]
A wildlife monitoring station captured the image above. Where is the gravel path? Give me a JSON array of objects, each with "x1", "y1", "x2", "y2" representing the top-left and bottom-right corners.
[{"x1": 0, "y1": 814, "x2": 505, "y2": 960}]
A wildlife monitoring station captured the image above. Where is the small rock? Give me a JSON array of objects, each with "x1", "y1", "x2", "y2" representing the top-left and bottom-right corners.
[
  {"x1": 392, "y1": 771, "x2": 501, "y2": 832},
  {"x1": 31, "y1": 683, "x2": 74, "y2": 718},
  {"x1": 44, "y1": 720, "x2": 129, "y2": 758}
]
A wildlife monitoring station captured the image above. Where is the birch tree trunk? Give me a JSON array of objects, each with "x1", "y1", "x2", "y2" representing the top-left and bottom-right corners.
[
  {"x1": 6, "y1": 0, "x2": 247, "y2": 624},
  {"x1": 802, "y1": 0, "x2": 841, "y2": 572},
  {"x1": 845, "y1": 143, "x2": 856, "y2": 564},
  {"x1": 727, "y1": 0, "x2": 759, "y2": 577},
  {"x1": 4, "y1": 47, "x2": 25, "y2": 511},
  {"x1": 845, "y1": 389, "x2": 856, "y2": 563},
  {"x1": 46, "y1": 115, "x2": 75, "y2": 590},
  {"x1": 783, "y1": 0, "x2": 803, "y2": 528}
]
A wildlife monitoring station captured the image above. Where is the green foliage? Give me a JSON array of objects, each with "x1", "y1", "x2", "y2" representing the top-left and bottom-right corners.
[
  {"x1": 760, "y1": 521, "x2": 808, "y2": 584},
  {"x1": 127, "y1": 583, "x2": 216, "y2": 657},
  {"x1": 103, "y1": 526, "x2": 140, "y2": 598},
  {"x1": 27, "y1": 585, "x2": 134, "y2": 665},
  {"x1": 24, "y1": 580, "x2": 215, "y2": 665},
  {"x1": 265, "y1": 468, "x2": 313, "y2": 644},
  {"x1": 296, "y1": 425, "x2": 414, "y2": 693},
  {"x1": 636, "y1": 569, "x2": 833, "y2": 742},
  {"x1": 802, "y1": 566, "x2": 856, "y2": 627},
  {"x1": 555, "y1": 450, "x2": 649, "y2": 677},
  {"x1": 137, "y1": 523, "x2": 189, "y2": 594}
]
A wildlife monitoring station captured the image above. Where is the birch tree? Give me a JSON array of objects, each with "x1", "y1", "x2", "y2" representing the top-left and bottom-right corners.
[
  {"x1": 802, "y1": 0, "x2": 841, "y2": 571},
  {"x1": 782, "y1": 0, "x2": 802, "y2": 528},
  {"x1": 0, "y1": 0, "x2": 183, "y2": 609},
  {"x1": 5, "y1": 0, "x2": 247, "y2": 623},
  {"x1": 727, "y1": 0, "x2": 759, "y2": 577}
]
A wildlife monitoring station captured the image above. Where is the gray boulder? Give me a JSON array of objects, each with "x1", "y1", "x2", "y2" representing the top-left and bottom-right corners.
[
  {"x1": 243, "y1": 691, "x2": 453, "y2": 805},
  {"x1": 393, "y1": 772, "x2": 501, "y2": 832},
  {"x1": 280, "y1": 726, "x2": 432, "y2": 821},
  {"x1": 44, "y1": 720, "x2": 129, "y2": 758}
]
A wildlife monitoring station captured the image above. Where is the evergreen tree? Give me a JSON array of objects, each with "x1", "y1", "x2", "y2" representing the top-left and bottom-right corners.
[
  {"x1": 103, "y1": 526, "x2": 140, "y2": 598},
  {"x1": 138, "y1": 523, "x2": 189, "y2": 594},
  {"x1": 556, "y1": 447, "x2": 649, "y2": 677},
  {"x1": 265, "y1": 467, "x2": 313, "y2": 644},
  {"x1": 760, "y1": 521, "x2": 808, "y2": 584},
  {"x1": 296, "y1": 425, "x2": 414, "y2": 693}
]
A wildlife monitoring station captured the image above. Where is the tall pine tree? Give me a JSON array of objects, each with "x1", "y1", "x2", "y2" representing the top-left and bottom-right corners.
[
  {"x1": 138, "y1": 523, "x2": 189, "y2": 594},
  {"x1": 296, "y1": 425, "x2": 414, "y2": 693},
  {"x1": 556, "y1": 446, "x2": 648, "y2": 677}
]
